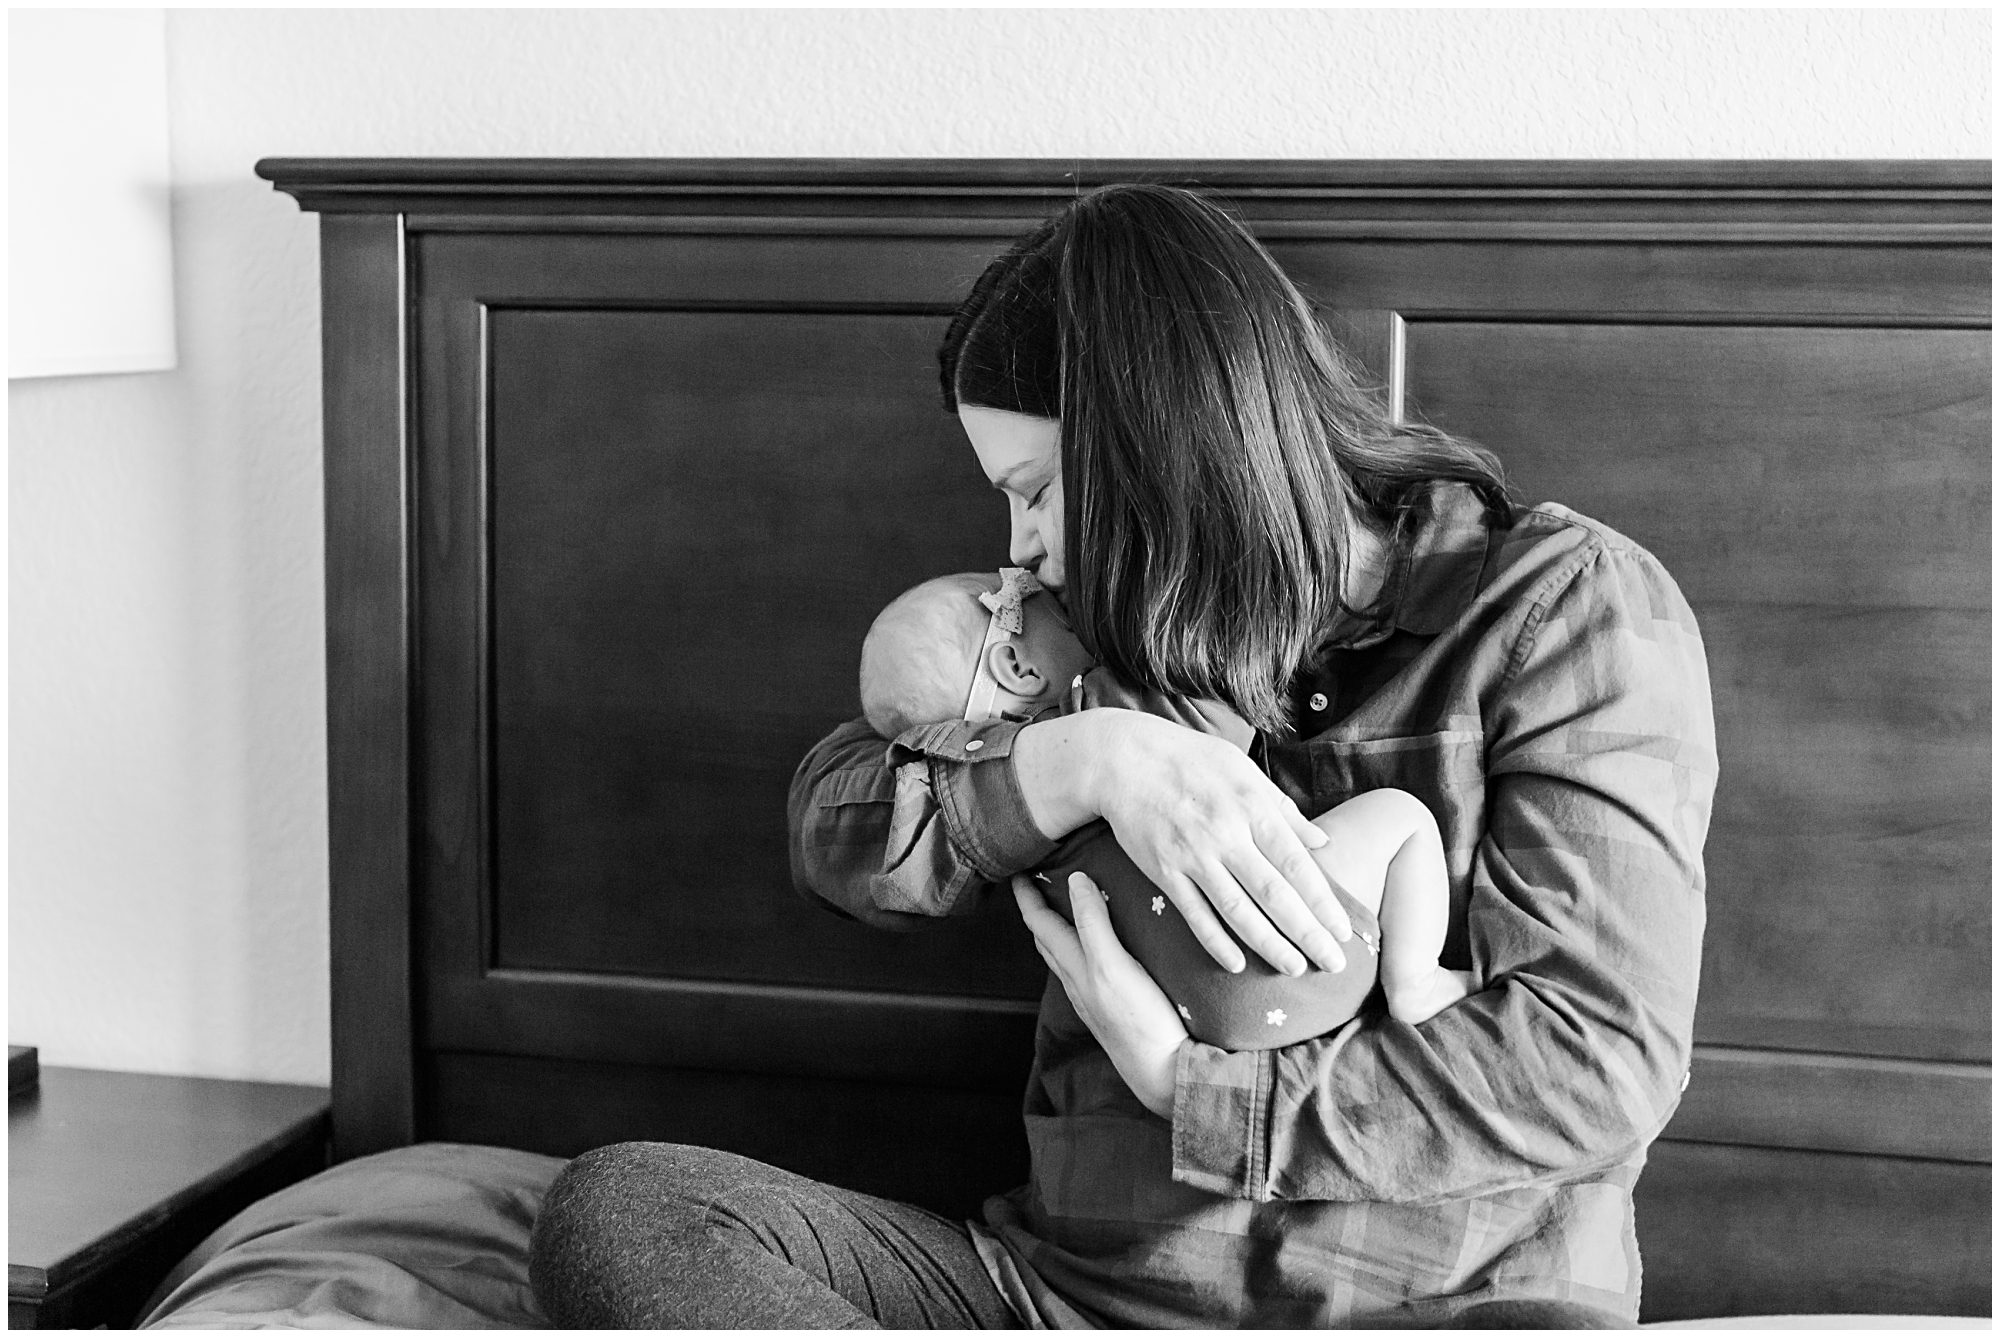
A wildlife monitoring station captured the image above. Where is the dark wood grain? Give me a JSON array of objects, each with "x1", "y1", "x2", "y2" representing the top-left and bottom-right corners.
[
  {"x1": 319, "y1": 214, "x2": 418, "y2": 1160},
  {"x1": 1403, "y1": 324, "x2": 1990, "y2": 608},
  {"x1": 1634, "y1": 1139, "x2": 1990, "y2": 1321},
  {"x1": 8, "y1": 1068, "x2": 328, "y2": 1329},
  {"x1": 1404, "y1": 322, "x2": 1991, "y2": 1066},
  {"x1": 422, "y1": 1050, "x2": 1028, "y2": 1221},
  {"x1": 412, "y1": 229, "x2": 1986, "y2": 325},
  {"x1": 427, "y1": 969, "x2": 1037, "y2": 1090},
  {"x1": 1276, "y1": 239, "x2": 1988, "y2": 323},
  {"x1": 1666, "y1": 1046, "x2": 1988, "y2": 1163},
  {"x1": 483, "y1": 307, "x2": 1029, "y2": 989},
  {"x1": 418, "y1": 230, "x2": 999, "y2": 307}
]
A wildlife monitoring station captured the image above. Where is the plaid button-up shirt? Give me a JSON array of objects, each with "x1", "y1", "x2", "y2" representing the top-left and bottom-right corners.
[{"x1": 788, "y1": 483, "x2": 1717, "y2": 1327}]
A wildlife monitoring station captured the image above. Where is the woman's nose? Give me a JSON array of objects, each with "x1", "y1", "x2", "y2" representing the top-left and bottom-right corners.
[{"x1": 1008, "y1": 521, "x2": 1044, "y2": 568}]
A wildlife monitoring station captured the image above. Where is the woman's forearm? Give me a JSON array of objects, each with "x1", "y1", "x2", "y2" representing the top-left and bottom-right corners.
[{"x1": 1010, "y1": 710, "x2": 1118, "y2": 840}]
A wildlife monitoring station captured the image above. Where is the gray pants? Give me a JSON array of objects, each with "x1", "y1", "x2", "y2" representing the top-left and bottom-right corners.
[
  {"x1": 527, "y1": 1142, "x2": 1018, "y2": 1328},
  {"x1": 527, "y1": 1140, "x2": 1634, "y2": 1329}
]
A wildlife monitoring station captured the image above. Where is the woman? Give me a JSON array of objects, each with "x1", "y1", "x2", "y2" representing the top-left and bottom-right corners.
[{"x1": 530, "y1": 185, "x2": 1717, "y2": 1328}]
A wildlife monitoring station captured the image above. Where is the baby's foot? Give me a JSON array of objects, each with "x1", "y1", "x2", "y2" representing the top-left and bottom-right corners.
[{"x1": 1385, "y1": 968, "x2": 1475, "y2": 1025}]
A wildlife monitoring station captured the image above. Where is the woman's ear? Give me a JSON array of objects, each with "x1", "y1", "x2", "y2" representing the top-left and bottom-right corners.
[{"x1": 985, "y1": 640, "x2": 1053, "y2": 700}]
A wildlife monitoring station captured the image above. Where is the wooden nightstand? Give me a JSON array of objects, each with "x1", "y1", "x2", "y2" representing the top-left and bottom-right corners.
[{"x1": 8, "y1": 1063, "x2": 329, "y2": 1329}]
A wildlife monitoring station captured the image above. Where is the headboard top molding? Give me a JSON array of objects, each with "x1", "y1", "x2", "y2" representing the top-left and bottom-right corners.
[{"x1": 255, "y1": 157, "x2": 1990, "y2": 231}]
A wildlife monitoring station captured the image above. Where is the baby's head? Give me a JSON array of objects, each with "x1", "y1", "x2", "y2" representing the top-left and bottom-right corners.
[{"x1": 861, "y1": 570, "x2": 1094, "y2": 738}]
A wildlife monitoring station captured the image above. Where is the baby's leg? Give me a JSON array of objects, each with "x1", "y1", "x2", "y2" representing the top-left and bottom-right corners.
[{"x1": 1309, "y1": 789, "x2": 1472, "y2": 1025}]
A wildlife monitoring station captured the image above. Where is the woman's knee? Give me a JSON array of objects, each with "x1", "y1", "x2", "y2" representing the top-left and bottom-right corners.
[
  {"x1": 529, "y1": 1142, "x2": 716, "y2": 1324},
  {"x1": 529, "y1": 1142, "x2": 884, "y2": 1329}
]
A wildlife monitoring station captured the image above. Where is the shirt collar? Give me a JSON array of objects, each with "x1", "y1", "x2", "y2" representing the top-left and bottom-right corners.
[{"x1": 1330, "y1": 482, "x2": 1494, "y2": 647}]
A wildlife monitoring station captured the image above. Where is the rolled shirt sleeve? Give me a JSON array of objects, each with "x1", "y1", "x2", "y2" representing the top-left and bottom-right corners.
[
  {"x1": 1172, "y1": 539, "x2": 1718, "y2": 1203},
  {"x1": 788, "y1": 715, "x2": 1061, "y2": 930}
]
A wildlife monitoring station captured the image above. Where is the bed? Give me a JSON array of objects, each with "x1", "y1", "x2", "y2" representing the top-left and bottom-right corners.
[{"x1": 140, "y1": 159, "x2": 1989, "y2": 1328}]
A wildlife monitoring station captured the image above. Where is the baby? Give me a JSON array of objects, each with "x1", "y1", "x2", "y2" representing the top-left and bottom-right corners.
[{"x1": 860, "y1": 570, "x2": 1473, "y2": 1050}]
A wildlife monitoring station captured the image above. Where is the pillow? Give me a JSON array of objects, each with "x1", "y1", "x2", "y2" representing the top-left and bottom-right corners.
[{"x1": 139, "y1": 1142, "x2": 566, "y2": 1330}]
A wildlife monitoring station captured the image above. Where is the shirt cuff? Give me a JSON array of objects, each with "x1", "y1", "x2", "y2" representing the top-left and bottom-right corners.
[
  {"x1": 891, "y1": 718, "x2": 1059, "y2": 880},
  {"x1": 1169, "y1": 1040, "x2": 1272, "y2": 1199}
]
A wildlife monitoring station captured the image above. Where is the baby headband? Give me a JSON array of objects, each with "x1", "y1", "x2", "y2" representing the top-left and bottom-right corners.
[
  {"x1": 977, "y1": 566, "x2": 1044, "y2": 635},
  {"x1": 963, "y1": 567, "x2": 1045, "y2": 721}
]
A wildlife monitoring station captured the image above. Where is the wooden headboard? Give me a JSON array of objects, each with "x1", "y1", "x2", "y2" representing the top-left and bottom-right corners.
[{"x1": 259, "y1": 159, "x2": 1991, "y2": 1322}]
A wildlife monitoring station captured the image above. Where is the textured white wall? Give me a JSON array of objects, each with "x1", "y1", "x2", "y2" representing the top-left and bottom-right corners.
[{"x1": 9, "y1": 9, "x2": 1989, "y2": 1086}]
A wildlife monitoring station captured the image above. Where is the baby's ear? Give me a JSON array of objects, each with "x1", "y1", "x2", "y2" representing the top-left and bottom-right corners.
[{"x1": 985, "y1": 640, "x2": 1051, "y2": 698}]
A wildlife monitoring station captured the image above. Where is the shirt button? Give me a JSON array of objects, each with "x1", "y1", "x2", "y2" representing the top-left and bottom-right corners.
[
  {"x1": 1308, "y1": 692, "x2": 1329, "y2": 712},
  {"x1": 963, "y1": 739, "x2": 984, "y2": 752}
]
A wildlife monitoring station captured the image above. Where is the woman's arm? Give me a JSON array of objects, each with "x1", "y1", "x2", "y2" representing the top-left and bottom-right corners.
[
  {"x1": 792, "y1": 700, "x2": 1356, "y2": 973},
  {"x1": 787, "y1": 715, "x2": 1059, "y2": 929},
  {"x1": 1171, "y1": 543, "x2": 1717, "y2": 1203},
  {"x1": 1016, "y1": 709, "x2": 1354, "y2": 976}
]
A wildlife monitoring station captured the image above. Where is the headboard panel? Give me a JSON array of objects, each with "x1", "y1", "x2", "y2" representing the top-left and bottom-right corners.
[{"x1": 264, "y1": 160, "x2": 1991, "y2": 1321}]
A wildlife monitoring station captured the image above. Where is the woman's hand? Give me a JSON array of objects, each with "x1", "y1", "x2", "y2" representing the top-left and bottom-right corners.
[
  {"x1": 1014, "y1": 871, "x2": 1186, "y2": 1119},
  {"x1": 1016, "y1": 709, "x2": 1354, "y2": 976}
]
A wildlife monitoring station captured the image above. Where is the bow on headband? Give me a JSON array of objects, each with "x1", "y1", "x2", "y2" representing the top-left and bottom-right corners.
[{"x1": 977, "y1": 566, "x2": 1044, "y2": 636}]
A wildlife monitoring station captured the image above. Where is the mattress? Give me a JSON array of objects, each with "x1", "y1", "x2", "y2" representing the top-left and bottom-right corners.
[{"x1": 137, "y1": 1141, "x2": 1988, "y2": 1330}]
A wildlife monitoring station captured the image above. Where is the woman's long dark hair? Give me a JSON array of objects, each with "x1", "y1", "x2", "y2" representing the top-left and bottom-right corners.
[{"x1": 939, "y1": 184, "x2": 1511, "y2": 734}]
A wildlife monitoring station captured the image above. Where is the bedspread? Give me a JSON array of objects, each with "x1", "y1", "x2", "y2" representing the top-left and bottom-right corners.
[{"x1": 139, "y1": 1142, "x2": 563, "y2": 1330}]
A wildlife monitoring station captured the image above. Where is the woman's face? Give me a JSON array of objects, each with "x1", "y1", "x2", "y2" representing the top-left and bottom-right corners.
[{"x1": 960, "y1": 405, "x2": 1066, "y2": 593}]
